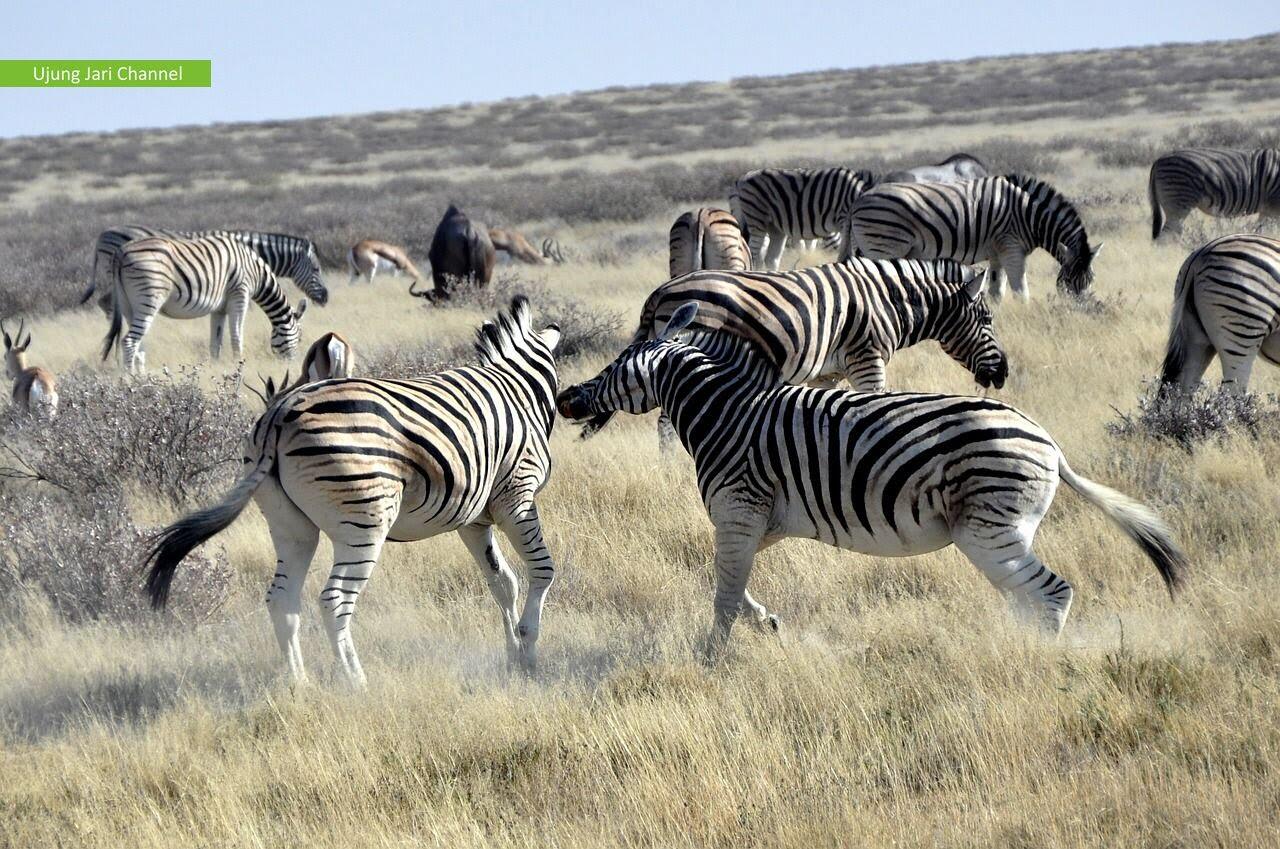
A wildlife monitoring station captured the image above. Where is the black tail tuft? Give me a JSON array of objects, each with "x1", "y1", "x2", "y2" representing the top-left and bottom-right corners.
[{"x1": 1131, "y1": 523, "x2": 1190, "y2": 600}]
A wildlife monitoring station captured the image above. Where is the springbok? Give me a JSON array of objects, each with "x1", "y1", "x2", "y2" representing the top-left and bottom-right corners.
[
  {"x1": 489, "y1": 228, "x2": 565, "y2": 265},
  {"x1": 3, "y1": 319, "x2": 58, "y2": 417},
  {"x1": 347, "y1": 239, "x2": 427, "y2": 287}
]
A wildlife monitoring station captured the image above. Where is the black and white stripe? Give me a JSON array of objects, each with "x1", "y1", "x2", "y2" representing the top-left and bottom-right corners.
[
  {"x1": 1160, "y1": 233, "x2": 1280, "y2": 394},
  {"x1": 730, "y1": 167, "x2": 877, "y2": 271},
  {"x1": 84, "y1": 225, "x2": 329, "y2": 309},
  {"x1": 101, "y1": 234, "x2": 308, "y2": 372},
  {"x1": 1149, "y1": 148, "x2": 1280, "y2": 239},
  {"x1": 843, "y1": 174, "x2": 1102, "y2": 300},
  {"x1": 668, "y1": 208, "x2": 752, "y2": 277},
  {"x1": 558, "y1": 306, "x2": 1187, "y2": 653},
  {"x1": 142, "y1": 297, "x2": 561, "y2": 684}
]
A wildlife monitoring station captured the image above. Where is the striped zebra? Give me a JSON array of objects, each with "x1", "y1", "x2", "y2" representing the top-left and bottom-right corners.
[
  {"x1": 143, "y1": 297, "x2": 562, "y2": 684},
  {"x1": 1160, "y1": 233, "x2": 1280, "y2": 394},
  {"x1": 843, "y1": 174, "x2": 1103, "y2": 300},
  {"x1": 730, "y1": 167, "x2": 877, "y2": 271},
  {"x1": 668, "y1": 208, "x2": 752, "y2": 277},
  {"x1": 82, "y1": 225, "x2": 329, "y2": 312},
  {"x1": 101, "y1": 234, "x2": 307, "y2": 372},
  {"x1": 1149, "y1": 148, "x2": 1280, "y2": 240},
  {"x1": 557, "y1": 305, "x2": 1187, "y2": 653}
]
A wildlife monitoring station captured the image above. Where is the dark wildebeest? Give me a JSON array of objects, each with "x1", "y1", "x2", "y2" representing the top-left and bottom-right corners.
[
  {"x1": 881, "y1": 153, "x2": 990, "y2": 185},
  {"x1": 422, "y1": 205, "x2": 496, "y2": 301}
]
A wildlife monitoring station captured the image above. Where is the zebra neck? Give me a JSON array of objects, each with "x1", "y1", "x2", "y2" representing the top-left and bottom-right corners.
[
  {"x1": 251, "y1": 273, "x2": 290, "y2": 324},
  {"x1": 653, "y1": 348, "x2": 774, "y2": 461}
]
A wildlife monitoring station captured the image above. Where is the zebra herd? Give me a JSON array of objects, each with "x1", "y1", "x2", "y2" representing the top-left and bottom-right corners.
[{"x1": 5, "y1": 145, "x2": 1277, "y2": 685}]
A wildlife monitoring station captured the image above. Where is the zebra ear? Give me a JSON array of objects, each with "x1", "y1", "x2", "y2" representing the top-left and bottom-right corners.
[
  {"x1": 964, "y1": 268, "x2": 987, "y2": 299},
  {"x1": 293, "y1": 298, "x2": 309, "y2": 321},
  {"x1": 540, "y1": 324, "x2": 561, "y2": 352},
  {"x1": 1091, "y1": 242, "x2": 1105, "y2": 258},
  {"x1": 658, "y1": 302, "x2": 699, "y2": 341}
]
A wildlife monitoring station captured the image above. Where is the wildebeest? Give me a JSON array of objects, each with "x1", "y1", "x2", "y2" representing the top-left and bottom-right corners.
[
  {"x1": 881, "y1": 153, "x2": 990, "y2": 185},
  {"x1": 423, "y1": 205, "x2": 496, "y2": 300}
]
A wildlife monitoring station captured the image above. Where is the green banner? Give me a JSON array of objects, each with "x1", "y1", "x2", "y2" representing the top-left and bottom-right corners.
[{"x1": 0, "y1": 60, "x2": 211, "y2": 87}]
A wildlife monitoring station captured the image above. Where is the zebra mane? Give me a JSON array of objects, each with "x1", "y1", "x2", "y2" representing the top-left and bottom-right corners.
[
  {"x1": 474, "y1": 295, "x2": 536, "y2": 366},
  {"x1": 1003, "y1": 173, "x2": 1088, "y2": 250}
]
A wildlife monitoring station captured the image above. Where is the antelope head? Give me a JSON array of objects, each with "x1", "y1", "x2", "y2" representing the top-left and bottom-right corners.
[{"x1": 2, "y1": 317, "x2": 32, "y2": 377}]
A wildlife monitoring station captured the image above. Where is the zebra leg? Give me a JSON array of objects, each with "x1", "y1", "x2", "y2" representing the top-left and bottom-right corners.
[
  {"x1": 499, "y1": 503, "x2": 557, "y2": 672},
  {"x1": 656, "y1": 412, "x2": 678, "y2": 453},
  {"x1": 209, "y1": 311, "x2": 227, "y2": 359},
  {"x1": 457, "y1": 523, "x2": 521, "y2": 668},
  {"x1": 258, "y1": 477, "x2": 320, "y2": 683},
  {"x1": 226, "y1": 292, "x2": 249, "y2": 362},
  {"x1": 844, "y1": 351, "x2": 887, "y2": 392},
  {"x1": 763, "y1": 231, "x2": 787, "y2": 272},
  {"x1": 122, "y1": 314, "x2": 156, "y2": 374},
  {"x1": 986, "y1": 256, "x2": 1007, "y2": 302},
  {"x1": 953, "y1": 510, "x2": 1072, "y2": 636},
  {"x1": 748, "y1": 232, "x2": 769, "y2": 270},
  {"x1": 705, "y1": 505, "x2": 768, "y2": 660},
  {"x1": 1217, "y1": 349, "x2": 1258, "y2": 396},
  {"x1": 319, "y1": 535, "x2": 385, "y2": 688},
  {"x1": 1002, "y1": 250, "x2": 1030, "y2": 302}
]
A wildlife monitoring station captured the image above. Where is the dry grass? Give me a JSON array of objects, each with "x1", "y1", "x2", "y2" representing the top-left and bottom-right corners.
[{"x1": 4, "y1": 37, "x2": 1280, "y2": 849}]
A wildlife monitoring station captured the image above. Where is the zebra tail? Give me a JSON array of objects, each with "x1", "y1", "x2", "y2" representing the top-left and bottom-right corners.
[
  {"x1": 1057, "y1": 457, "x2": 1188, "y2": 599},
  {"x1": 729, "y1": 186, "x2": 749, "y2": 244},
  {"x1": 143, "y1": 437, "x2": 278, "y2": 610},
  {"x1": 1149, "y1": 164, "x2": 1166, "y2": 240},
  {"x1": 80, "y1": 250, "x2": 101, "y2": 305},
  {"x1": 1160, "y1": 253, "x2": 1201, "y2": 387},
  {"x1": 100, "y1": 261, "x2": 125, "y2": 361}
]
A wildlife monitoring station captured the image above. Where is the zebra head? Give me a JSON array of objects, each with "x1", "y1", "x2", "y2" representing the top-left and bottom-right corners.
[
  {"x1": 292, "y1": 242, "x2": 330, "y2": 306},
  {"x1": 937, "y1": 270, "x2": 1008, "y2": 390},
  {"x1": 270, "y1": 299, "x2": 308, "y2": 359},
  {"x1": 557, "y1": 302, "x2": 700, "y2": 423},
  {"x1": 1056, "y1": 241, "x2": 1104, "y2": 296}
]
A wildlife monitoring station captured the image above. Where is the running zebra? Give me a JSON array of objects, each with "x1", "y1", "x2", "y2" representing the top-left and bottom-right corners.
[
  {"x1": 730, "y1": 167, "x2": 877, "y2": 271},
  {"x1": 843, "y1": 174, "x2": 1103, "y2": 300},
  {"x1": 82, "y1": 225, "x2": 329, "y2": 312},
  {"x1": 668, "y1": 208, "x2": 752, "y2": 277},
  {"x1": 143, "y1": 297, "x2": 561, "y2": 684},
  {"x1": 1160, "y1": 233, "x2": 1280, "y2": 394},
  {"x1": 557, "y1": 305, "x2": 1187, "y2": 653},
  {"x1": 1149, "y1": 148, "x2": 1280, "y2": 239},
  {"x1": 101, "y1": 234, "x2": 307, "y2": 372}
]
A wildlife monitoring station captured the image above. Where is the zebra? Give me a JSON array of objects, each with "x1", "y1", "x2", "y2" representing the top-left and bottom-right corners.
[
  {"x1": 556, "y1": 304, "x2": 1187, "y2": 655},
  {"x1": 3, "y1": 318, "x2": 58, "y2": 417},
  {"x1": 1149, "y1": 148, "x2": 1280, "y2": 240},
  {"x1": 82, "y1": 225, "x2": 329, "y2": 313},
  {"x1": 843, "y1": 174, "x2": 1103, "y2": 300},
  {"x1": 101, "y1": 234, "x2": 308, "y2": 372},
  {"x1": 668, "y1": 208, "x2": 752, "y2": 277},
  {"x1": 142, "y1": 297, "x2": 560, "y2": 684},
  {"x1": 1160, "y1": 233, "x2": 1280, "y2": 395},
  {"x1": 880, "y1": 152, "x2": 990, "y2": 185},
  {"x1": 730, "y1": 167, "x2": 877, "y2": 271},
  {"x1": 581, "y1": 256, "x2": 1006, "y2": 440}
]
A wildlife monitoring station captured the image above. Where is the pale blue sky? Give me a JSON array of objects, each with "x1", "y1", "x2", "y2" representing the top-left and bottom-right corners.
[{"x1": 2, "y1": 0, "x2": 1277, "y2": 138}]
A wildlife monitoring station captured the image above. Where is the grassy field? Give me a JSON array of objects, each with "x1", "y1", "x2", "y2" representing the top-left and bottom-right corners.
[{"x1": 3, "y1": 34, "x2": 1280, "y2": 848}]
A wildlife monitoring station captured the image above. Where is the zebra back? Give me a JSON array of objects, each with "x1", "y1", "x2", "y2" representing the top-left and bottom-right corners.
[
  {"x1": 668, "y1": 208, "x2": 751, "y2": 277},
  {"x1": 731, "y1": 167, "x2": 876, "y2": 242}
]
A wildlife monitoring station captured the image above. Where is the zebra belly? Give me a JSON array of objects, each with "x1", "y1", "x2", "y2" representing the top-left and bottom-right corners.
[
  {"x1": 160, "y1": 290, "x2": 219, "y2": 318},
  {"x1": 769, "y1": 492, "x2": 953, "y2": 557}
]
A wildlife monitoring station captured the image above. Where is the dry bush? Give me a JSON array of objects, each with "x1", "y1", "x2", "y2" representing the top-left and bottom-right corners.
[
  {"x1": 1108, "y1": 383, "x2": 1280, "y2": 449},
  {"x1": 0, "y1": 366, "x2": 251, "y2": 504},
  {"x1": 0, "y1": 490, "x2": 230, "y2": 625}
]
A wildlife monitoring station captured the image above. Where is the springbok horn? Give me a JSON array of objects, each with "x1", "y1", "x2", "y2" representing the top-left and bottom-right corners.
[
  {"x1": 16, "y1": 318, "x2": 28, "y2": 348},
  {"x1": 0, "y1": 317, "x2": 10, "y2": 349}
]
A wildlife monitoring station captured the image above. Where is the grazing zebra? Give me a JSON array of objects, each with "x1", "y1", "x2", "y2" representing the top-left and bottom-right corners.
[
  {"x1": 730, "y1": 167, "x2": 877, "y2": 271},
  {"x1": 347, "y1": 239, "x2": 426, "y2": 287},
  {"x1": 3, "y1": 319, "x2": 57, "y2": 417},
  {"x1": 668, "y1": 208, "x2": 752, "y2": 277},
  {"x1": 143, "y1": 297, "x2": 561, "y2": 684},
  {"x1": 1160, "y1": 233, "x2": 1280, "y2": 394},
  {"x1": 843, "y1": 174, "x2": 1102, "y2": 300},
  {"x1": 82, "y1": 225, "x2": 329, "y2": 312},
  {"x1": 101, "y1": 234, "x2": 307, "y2": 372},
  {"x1": 880, "y1": 152, "x2": 990, "y2": 185},
  {"x1": 1149, "y1": 148, "x2": 1280, "y2": 240},
  {"x1": 557, "y1": 304, "x2": 1187, "y2": 654}
]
